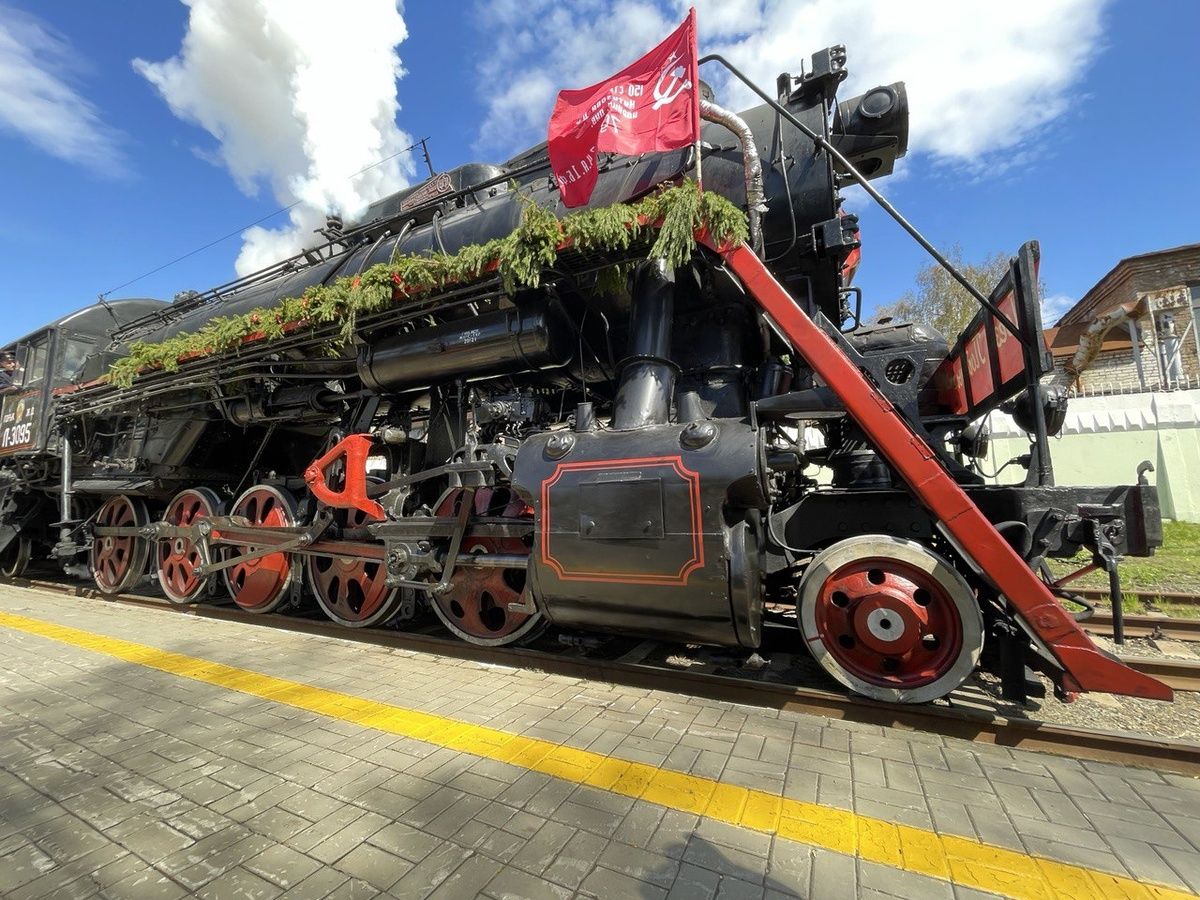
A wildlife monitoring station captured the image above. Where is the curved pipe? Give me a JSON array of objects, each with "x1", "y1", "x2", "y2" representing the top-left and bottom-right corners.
[
  {"x1": 1061, "y1": 297, "x2": 1148, "y2": 392},
  {"x1": 700, "y1": 99, "x2": 765, "y2": 254}
]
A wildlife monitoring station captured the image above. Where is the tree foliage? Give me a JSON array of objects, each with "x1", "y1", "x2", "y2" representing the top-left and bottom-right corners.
[{"x1": 874, "y1": 245, "x2": 1010, "y2": 340}]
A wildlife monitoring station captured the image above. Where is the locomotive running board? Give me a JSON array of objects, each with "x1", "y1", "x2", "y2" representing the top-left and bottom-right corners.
[{"x1": 711, "y1": 238, "x2": 1173, "y2": 701}]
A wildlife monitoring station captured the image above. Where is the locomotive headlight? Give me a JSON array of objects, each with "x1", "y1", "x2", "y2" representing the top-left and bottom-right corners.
[
  {"x1": 1005, "y1": 384, "x2": 1069, "y2": 438},
  {"x1": 832, "y1": 81, "x2": 909, "y2": 179},
  {"x1": 956, "y1": 420, "x2": 990, "y2": 460},
  {"x1": 856, "y1": 85, "x2": 899, "y2": 119}
]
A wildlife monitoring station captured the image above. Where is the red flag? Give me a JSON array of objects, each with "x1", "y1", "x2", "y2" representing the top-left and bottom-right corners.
[{"x1": 547, "y1": 9, "x2": 700, "y2": 208}]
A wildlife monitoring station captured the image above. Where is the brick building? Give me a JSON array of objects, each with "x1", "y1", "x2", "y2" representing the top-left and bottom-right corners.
[{"x1": 1044, "y1": 243, "x2": 1200, "y2": 395}]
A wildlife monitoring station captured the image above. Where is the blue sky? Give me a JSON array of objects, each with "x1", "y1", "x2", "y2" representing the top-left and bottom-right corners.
[{"x1": 1, "y1": 0, "x2": 1197, "y2": 342}]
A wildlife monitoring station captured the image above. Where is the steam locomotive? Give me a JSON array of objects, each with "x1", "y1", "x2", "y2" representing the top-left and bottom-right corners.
[{"x1": 0, "y1": 47, "x2": 1170, "y2": 705}]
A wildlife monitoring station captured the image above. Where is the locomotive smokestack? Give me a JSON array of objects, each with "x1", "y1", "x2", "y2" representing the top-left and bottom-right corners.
[{"x1": 612, "y1": 260, "x2": 677, "y2": 430}]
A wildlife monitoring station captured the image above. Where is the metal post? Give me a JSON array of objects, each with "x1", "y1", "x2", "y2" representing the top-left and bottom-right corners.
[
  {"x1": 1128, "y1": 319, "x2": 1145, "y2": 389},
  {"x1": 419, "y1": 139, "x2": 435, "y2": 178},
  {"x1": 1012, "y1": 254, "x2": 1055, "y2": 488},
  {"x1": 1109, "y1": 566, "x2": 1125, "y2": 646},
  {"x1": 59, "y1": 423, "x2": 73, "y2": 546},
  {"x1": 1147, "y1": 307, "x2": 1164, "y2": 389}
]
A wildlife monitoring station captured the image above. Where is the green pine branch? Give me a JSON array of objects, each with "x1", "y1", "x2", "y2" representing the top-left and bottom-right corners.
[{"x1": 106, "y1": 181, "x2": 748, "y2": 389}]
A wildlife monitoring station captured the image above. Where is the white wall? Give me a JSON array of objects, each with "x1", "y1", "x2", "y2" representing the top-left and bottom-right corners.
[{"x1": 982, "y1": 389, "x2": 1200, "y2": 521}]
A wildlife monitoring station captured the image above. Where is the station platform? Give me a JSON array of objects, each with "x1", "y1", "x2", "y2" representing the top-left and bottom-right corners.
[{"x1": 0, "y1": 584, "x2": 1197, "y2": 900}]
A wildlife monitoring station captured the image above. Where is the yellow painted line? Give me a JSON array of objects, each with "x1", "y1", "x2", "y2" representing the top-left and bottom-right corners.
[{"x1": 0, "y1": 609, "x2": 1192, "y2": 900}]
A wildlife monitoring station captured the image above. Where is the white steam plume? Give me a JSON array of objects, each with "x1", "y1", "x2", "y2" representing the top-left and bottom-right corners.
[{"x1": 134, "y1": 0, "x2": 415, "y2": 276}]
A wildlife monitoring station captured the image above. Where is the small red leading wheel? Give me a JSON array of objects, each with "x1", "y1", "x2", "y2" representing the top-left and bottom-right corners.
[
  {"x1": 308, "y1": 503, "x2": 403, "y2": 628},
  {"x1": 91, "y1": 495, "x2": 150, "y2": 594},
  {"x1": 222, "y1": 485, "x2": 299, "y2": 613},
  {"x1": 156, "y1": 487, "x2": 221, "y2": 604},
  {"x1": 428, "y1": 487, "x2": 542, "y2": 646},
  {"x1": 798, "y1": 535, "x2": 983, "y2": 704}
]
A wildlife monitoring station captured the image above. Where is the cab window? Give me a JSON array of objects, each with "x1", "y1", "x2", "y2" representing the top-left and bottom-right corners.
[
  {"x1": 14, "y1": 337, "x2": 48, "y2": 391},
  {"x1": 0, "y1": 350, "x2": 15, "y2": 391},
  {"x1": 55, "y1": 337, "x2": 94, "y2": 386}
]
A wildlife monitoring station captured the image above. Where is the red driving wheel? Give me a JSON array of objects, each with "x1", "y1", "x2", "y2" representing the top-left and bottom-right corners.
[
  {"x1": 799, "y1": 535, "x2": 983, "y2": 703},
  {"x1": 91, "y1": 495, "x2": 150, "y2": 594},
  {"x1": 156, "y1": 487, "x2": 221, "y2": 604},
  {"x1": 428, "y1": 487, "x2": 541, "y2": 646},
  {"x1": 222, "y1": 485, "x2": 299, "y2": 613},
  {"x1": 308, "y1": 503, "x2": 402, "y2": 628}
]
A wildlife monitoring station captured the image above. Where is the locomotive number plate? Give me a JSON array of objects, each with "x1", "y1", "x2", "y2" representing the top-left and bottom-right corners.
[{"x1": 0, "y1": 390, "x2": 40, "y2": 455}]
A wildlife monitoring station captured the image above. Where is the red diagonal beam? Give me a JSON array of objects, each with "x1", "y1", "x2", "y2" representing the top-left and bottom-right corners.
[{"x1": 712, "y1": 238, "x2": 1171, "y2": 701}]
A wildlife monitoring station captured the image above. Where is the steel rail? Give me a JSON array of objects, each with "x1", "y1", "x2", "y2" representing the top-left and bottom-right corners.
[
  {"x1": 1086, "y1": 612, "x2": 1200, "y2": 642},
  {"x1": 1118, "y1": 656, "x2": 1200, "y2": 692},
  {"x1": 1072, "y1": 587, "x2": 1200, "y2": 608},
  {"x1": 5, "y1": 576, "x2": 1200, "y2": 777}
]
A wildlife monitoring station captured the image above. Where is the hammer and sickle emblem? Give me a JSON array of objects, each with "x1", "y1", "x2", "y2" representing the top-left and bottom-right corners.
[{"x1": 652, "y1": 54, "x2": 691, "y2": 110}]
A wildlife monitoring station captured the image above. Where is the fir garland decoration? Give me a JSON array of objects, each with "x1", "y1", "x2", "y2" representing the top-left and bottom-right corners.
[{"x1": 107, "y1": 181, "x2": 748, "y2": 389}]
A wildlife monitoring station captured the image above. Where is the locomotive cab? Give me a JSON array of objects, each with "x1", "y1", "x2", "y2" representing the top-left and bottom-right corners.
[
  {"x1": 0, "y1": 331, "x2": 50, "y2": 456},
  {"x1": 0, "y1": 299, "x2": 168, "y2": 577}
]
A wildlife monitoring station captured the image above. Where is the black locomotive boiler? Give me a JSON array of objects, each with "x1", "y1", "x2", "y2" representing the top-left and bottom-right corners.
[{"x1": 0, "y1": 48, "x2": 1170, "y2": 705}]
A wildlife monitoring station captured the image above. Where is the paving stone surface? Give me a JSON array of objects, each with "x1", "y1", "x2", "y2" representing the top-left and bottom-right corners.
[{"x1": 0, "y1": 585, "x2": 1198, "y2": 898}]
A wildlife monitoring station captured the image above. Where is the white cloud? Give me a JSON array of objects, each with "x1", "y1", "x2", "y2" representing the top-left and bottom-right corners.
[
  {"x1": 134, "y1": 0, "x2": 415, "y2": 275},
  {"x1": 0, "y1": 4, "x2": 126, "y2": 175},
  {"x1": 473, "y1": 0, "x2": 1108, "y2": 172}
]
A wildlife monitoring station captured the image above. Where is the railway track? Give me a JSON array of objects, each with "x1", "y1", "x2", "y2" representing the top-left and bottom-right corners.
[
  {"x1": 1119, "y1": 655, "x2": 1200, "y2": 692},
  {"x1": 1072, "y1": 587, "x2": 1200, "y2": 609},
  {"x1": 1085, "y1": 612, "x2": 1200, "y2": 642},
  {"x1": 5, "y1": 575, "x2": 1200, "y2": 777}
]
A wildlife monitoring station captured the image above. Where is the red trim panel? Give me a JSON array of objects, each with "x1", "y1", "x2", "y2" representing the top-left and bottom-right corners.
[
  {"x1": 540, "y1": 455, "x2": 704, "y2": 585},
  {"x1": 709, "y1": 237, "x2": 1171, "y2": 701},
  {"x1": 933, "y1": 248, "x2": 1049, "y2": 417}
]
